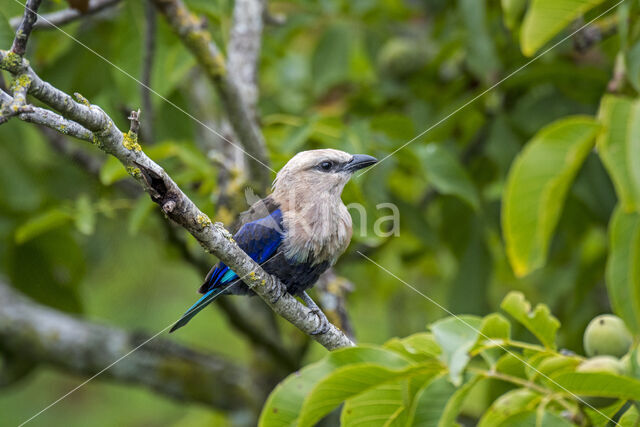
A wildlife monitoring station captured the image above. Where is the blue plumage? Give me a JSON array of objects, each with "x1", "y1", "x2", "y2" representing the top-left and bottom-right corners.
[
  {"x1": 169, "y1": 149, "x2": 378, "y2": 334},
  {"x1": 170, "y1": 209, "x2": 284, "y2": 332}
]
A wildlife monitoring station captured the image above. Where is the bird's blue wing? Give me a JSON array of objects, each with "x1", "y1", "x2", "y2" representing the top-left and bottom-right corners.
[
  {"x1": 171, "y1": 209, "x2": 284, "y2": 332},
  {"x1": 200, "y1": 208, "x2": 284, "y2": 293}
]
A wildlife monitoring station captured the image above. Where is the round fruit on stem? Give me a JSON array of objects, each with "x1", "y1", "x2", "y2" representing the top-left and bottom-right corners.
[
  {"x1": 575, "y1": 356, "x2": 625, "y2": 408},
  {"x1": 583, "y1": 314, "x2": 632, "y2": 358}
]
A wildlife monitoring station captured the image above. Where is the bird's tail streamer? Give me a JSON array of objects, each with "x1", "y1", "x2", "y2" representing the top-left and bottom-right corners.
[{"x1": 169, "y1": 286, "x2": 228, "y2": 332}]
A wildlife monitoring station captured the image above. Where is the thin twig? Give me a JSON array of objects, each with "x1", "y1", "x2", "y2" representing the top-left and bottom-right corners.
[
  {"x1": 10, "y1": 0, "x2": 42, "y2": 56},
  {"x1": 10, "y1": 0, "x2": 122, "y2": 30}
]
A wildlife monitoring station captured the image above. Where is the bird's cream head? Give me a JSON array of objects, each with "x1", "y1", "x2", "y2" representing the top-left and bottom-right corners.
[
  {"x1": 272, "y1": 149, "x2": 377, "y2": 204},
  {"x1": 271, "y1": 149, "x2": 378, "y2": 264}
]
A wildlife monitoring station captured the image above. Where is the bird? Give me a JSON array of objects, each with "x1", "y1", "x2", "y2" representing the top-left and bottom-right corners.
[{"x1": 170, "y1": 149, "x2": 378, "y2": 333}]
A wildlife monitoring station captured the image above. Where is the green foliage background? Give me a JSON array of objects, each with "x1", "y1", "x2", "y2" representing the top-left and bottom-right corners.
[{"x1": 1, "y1": 0, "x2": 639, "y2": 425}]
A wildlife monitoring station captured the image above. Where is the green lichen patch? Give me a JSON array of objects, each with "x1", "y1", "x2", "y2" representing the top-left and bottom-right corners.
[
  {"x1": 196, "y1": 214, "x2": 212, "y2": 228},
  {"x1": 1, "y1": 51, "x2": 24, "y2": 71},
  {"x1": 126, "y1": 166, "x2": 142, "y2": 178},
  {"x1": 74, "y1": 92, "x2": 90, "y2": 107},
  {"x1": 122, "y1": 131, "x2": 142, "y2": 152},
  {"x1": 10, "y1": 74, "x2": 32, "y2": 92}
]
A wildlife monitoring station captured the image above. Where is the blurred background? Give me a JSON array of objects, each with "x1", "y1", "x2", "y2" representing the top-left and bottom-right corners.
[{"x1": 0, "y1": 0, "x2": 625, "y2": 425}]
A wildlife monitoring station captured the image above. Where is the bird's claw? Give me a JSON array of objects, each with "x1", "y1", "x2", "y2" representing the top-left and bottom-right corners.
[
  {"x1": 308, "y1": 309, "x2": 331, "y2": 335},
  {"x1": 268, "y1": 286, "x2": 285, "y2": 304}
]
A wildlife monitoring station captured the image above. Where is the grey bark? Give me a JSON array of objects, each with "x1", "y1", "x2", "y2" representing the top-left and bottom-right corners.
[
  {"x1": 0, "y1": 49, "x2": 354, "y2": 351},
  {"x1": 152, "y1": 0, "x2": 272, "y2": 187},
  {"x1": 0, "y1": 279, "x2": 258, "y2": 410}
]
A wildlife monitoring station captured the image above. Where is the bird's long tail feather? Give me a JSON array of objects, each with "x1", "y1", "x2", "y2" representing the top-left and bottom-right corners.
[{"x1": 169, "y1": 286, "x2": 228, "y2": 332}]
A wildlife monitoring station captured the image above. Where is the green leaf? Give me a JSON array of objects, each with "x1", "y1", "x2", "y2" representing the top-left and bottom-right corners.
[
  {"x1": 478, "y1": 313, "x2": 511, "y2": 342},
  {"x1": 459, "y1": 0, "x2": 500, "y2": 81},
  {"x1": 597, "y1": 95, "x2": 640, "y2": 212},
  {"x1": 520, "y1": 0, "x2": 607, "y2": 56},
  {"x1": 298, "y1": 362, "x2": 441, "y2": 427},
  {"x1": 626, "y1": 41, "x2": 640, "y2": 93},
  {"x1": 500, "y1": 291, "x2": 560, "y2": 349},
  {"x1": 259, "y1": 346, "x2": 412, "y2": 427},
  {"x1": 384, "y1": 332, "x2": 441, "y2": 362},
  {"x1": 431, "y1": 315, "x2": 482, "y2": 385},
  {"x1": 74, "y1": 195, "x2": 95, "y2": 235},
  {"x1": 495, "y1": 353, "x2": 527, "y2": 379},
  {"x1": 15, "y1": 209, "x2": 73, "y2": 244},
  {"x1": 605, "y1": 206, "x2": 640, "y2": 334},
  {"x1": 99, "y1": 157, "x2": 129, "y2": 186},
  {"x1": 584, "y1": 400, "x2": 628, "y2": 426},
  {"x1": 501, "y1": 0, "x2": 527, "y2": 30},
  {"x1": 408, "y1": 375, "x2": 457, "y2": 426},
  {"x1": 0, "y1": 10, "x2": 13, "y2": 49},
  {"x1": 437, "y1": 375, "x2": 482, "y2": 427},
  {"x1": 552, "y1": 372, "x2": 640, "y2": 399},
  {"x1": 496, "y1": 410, "x2": 574, "y2": 427},
  {"x1": 502, "y1": 116, "x2": 599, "y2": 276},
  {"x1": 340, "y1": 381, "x2": 409, "y2": 427},
  {"x1": 475, "y1": 313, "x2": 512, "y2": 365},
  {"x1": 419, "y1": 144, "x2": 480, "y2": 210},
  {"x1": 526, "y1": 354, "x2": 581, "y2": 387},
  {"x1": 619, "y1": 405, "x2": 639, "y2": 426},
  {"x1": 478, "y1": 389, "x2": 542, "y2": 427}
]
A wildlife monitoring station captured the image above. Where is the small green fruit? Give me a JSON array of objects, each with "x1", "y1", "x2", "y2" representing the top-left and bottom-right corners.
[
  {"x1": 577, "y1": 356, "x2": 624, "y2": 375},
  {"x1": 576, "y1": 356, "x2": 624, "y2": 408},
  {"x1": 583, "y1": 314, "x2": 632, "y2": 358}
]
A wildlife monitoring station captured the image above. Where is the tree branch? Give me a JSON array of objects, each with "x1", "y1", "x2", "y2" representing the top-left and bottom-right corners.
[
  {"x1": 10, "y1": 0, "x2": 122, "y2": 30},
  {"x1": 34, "y1": 120, "x2": 295, "y2": 371},
  {"x1": 0, "y1": 49, "x2": 354, "y2": 351},
  {"x1": 11, "y1": 0, "x2": 42, "y2": 56},
  {"x1": 163, "y1": 223, "x2": 300, "y2": 369},
  {"x1": 10, "y1": 94, "x2": 294, "y2": 369},
  {"x1": 152, "y1": 0, "x2": 271, "y2": 187},
  {"x1": 228, "y1": 0, "x2": 265, "y2": 115},
  {"x1": 141, "y1": 0, "x2": 157, "y2": 143},
  {"x1": 0, "y1": 279, "x2": 258, "y2": 410}
]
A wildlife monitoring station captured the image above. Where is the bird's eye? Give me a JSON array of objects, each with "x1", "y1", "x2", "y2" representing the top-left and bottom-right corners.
[{"x1": 319, "y1": 161, "x2": 333, "y2": 171}]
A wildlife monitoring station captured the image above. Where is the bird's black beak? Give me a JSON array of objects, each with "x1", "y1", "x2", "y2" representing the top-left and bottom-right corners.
[{"x1": 344, "y1": 154, "x2": 378, "y2": 172}]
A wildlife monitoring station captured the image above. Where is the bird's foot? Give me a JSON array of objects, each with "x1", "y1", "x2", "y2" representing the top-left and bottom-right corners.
[
  {"x1": 307, "y1": 308, "x2": 331, "y2": 335},
  {"x1": 300, "y1": 291, "x2": 331, "y2": 335},
  {"x1": 268, "y1": 285, "x2": 285, "y2": 304}
]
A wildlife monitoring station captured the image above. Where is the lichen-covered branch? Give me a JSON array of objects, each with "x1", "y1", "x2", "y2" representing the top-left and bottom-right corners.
[
  {"x1": 164, "y1": 223, "x2": 299, "y2": 369},
  {"x1": 152, "y1": 0, "x2": 271, "y2": 187},
  {"x1": 11, "y1": 0, "x2": 42, "y2": 56},
  {"x1": 10, "y1": 0, "x2": 122, "y2": 30},
  {"x1": 0, "y1": 74, "x2": 33, "y2": 125},
  {"x1": 0, "y1": 279, "x2": 258, "y2": 409},
  {"x1": 0, "y1": 89, "x2": 90, "y2": 139},
  {"x1": 0, "y1": 49, "x2": 354, "y2": 351}
]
